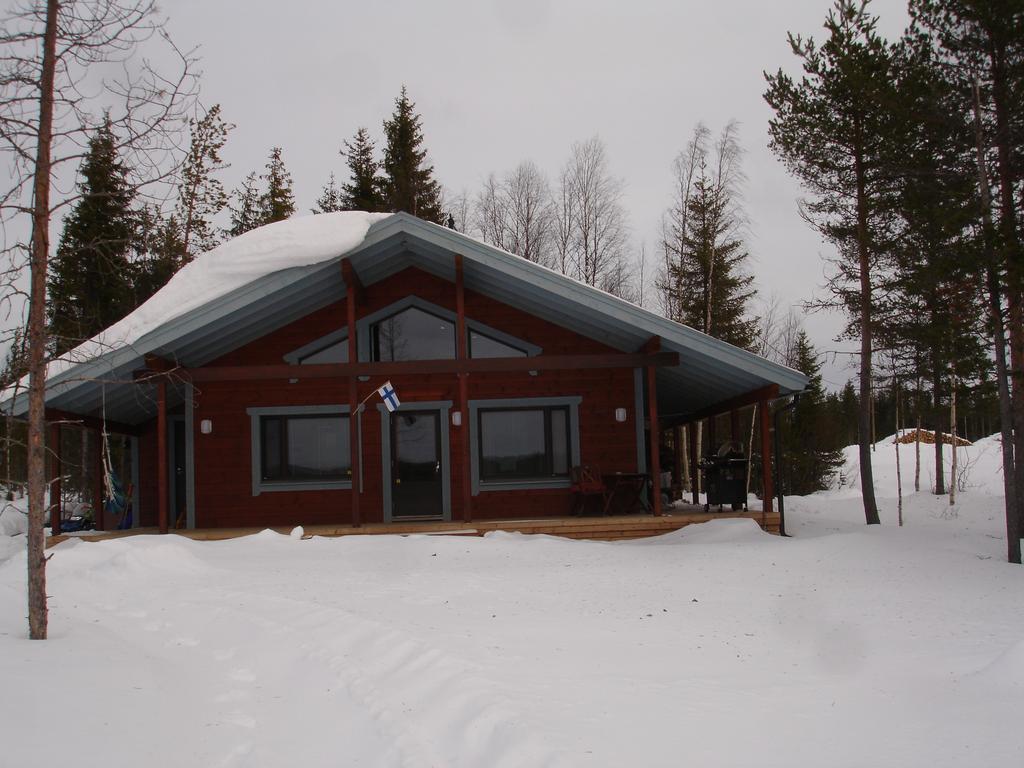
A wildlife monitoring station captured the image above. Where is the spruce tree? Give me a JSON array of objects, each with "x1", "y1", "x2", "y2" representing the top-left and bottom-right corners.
[
  {"x1": 47, "y1": 118, "x2": 137, "y2": 355},
  {"x1": 667, "y1": 170, "x2": 757, "y2": 349},
  {"x1": 312, "y1": 173, "x2": 344, "y2": 214},
  {"x1": 176, "y1": 104, "x2": 232, "y2": 259},
  {"x1": 259, "y1": 147, "x2": 295, "y2": 224},
  {"x1": 228, "y1": 172, "x2": 262, "y2": 237},
  {"x1": 778, "y1": 332, "x2": 844, "y2": 495},
  {"x1": 134, "y1": 207, "x2": 186, "y2": 304},
  {"x1": 382, "y1": 87, "x2": 444, "y2": 223},
  {"x1": 341, "y1": 127, "x2": 385, "y2": 211}
]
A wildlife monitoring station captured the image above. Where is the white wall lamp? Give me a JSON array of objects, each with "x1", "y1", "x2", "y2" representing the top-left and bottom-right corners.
[
  {"x1": 452, "y1": 410, "x2": 463, "y2": 427},
  {"x1": 200, "y1": 419, "x2": 213, "y2": 434},
  {"x1": 614, "y1": 408, "x2": 627, "y2": 423}
]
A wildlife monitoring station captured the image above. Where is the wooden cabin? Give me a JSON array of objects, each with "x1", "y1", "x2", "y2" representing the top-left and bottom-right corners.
[{"x1": 4, "y1": 213, "x2": 807, "y2": 533}]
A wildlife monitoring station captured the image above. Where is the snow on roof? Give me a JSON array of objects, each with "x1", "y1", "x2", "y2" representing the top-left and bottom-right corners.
[{"x1": 44, "y1": 211, "x2": 390, "y2": 382}]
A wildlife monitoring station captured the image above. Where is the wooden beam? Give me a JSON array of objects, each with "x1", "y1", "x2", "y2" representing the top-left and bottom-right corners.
[
  {"x1": 91, "y1": 428, "x2": 104, "y2": 531},
  {"x1": 183, "y1": 352, "x2": 680, "y2": 382},
  {"x1": 47, "y1": 422, "x2": 61, "y2": 533},
  {"x1": 662, "y1": 384, "x2": 780, "y2": 428},
  {"x1": 759, "y1": 397, "x2": 774, "y2": 517},
  {"x1": 672, "y1": 425, "x2": 683, "y2": 501},
  {"x1": 341, "y1": 258, "x2": 363, "y2": 298},
  {"x1": 646, "y1": 338, "x2": 662, "y2": 517},
  {"x1": 45, "y1": 408, "x2": 141, "y2": 437},
  {"x1": 157, "y1": 379, "x2": 168, "y2": 534},
  {"x1": 455, "y1": 254, "x2": 472, "y2": 523},
  {"x1": 343, "y1": 261, "x2": 361, "y2": 528},
  {"x1": 688, "y1": 421, "x2": 699, "y2": 505},
  {"x1": 144, "y1": 354, "x2": 177, "y2": 373}
]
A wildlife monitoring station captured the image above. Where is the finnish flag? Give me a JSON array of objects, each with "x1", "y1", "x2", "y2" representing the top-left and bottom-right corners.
[{"x1": 378, "y1": 380, "x2": 401, "y2": 412}]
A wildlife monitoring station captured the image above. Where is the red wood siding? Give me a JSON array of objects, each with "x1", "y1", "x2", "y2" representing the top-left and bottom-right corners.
[{"x1": 157, "y1": 267, "x2": 641, "y2": 528}]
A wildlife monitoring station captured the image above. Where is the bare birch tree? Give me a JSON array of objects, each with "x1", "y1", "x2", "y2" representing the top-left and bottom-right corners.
[
  {"x1": 472, "y1": 161, "x2": 554, "y2": 265},
  {"x1": 658, "y1": 123, "x2": 708, "y2": 320},
  {"x1": 555, "y1": 137, "x2": 630, "y2": 295},
  {"x1": 0, "y1": 0, "x2": 197, "y2": 639}
]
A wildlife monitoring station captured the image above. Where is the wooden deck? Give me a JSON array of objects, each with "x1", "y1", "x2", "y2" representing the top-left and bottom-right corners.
[{"x1": 46, "y1": 505, "x2": 779, "y2": 548}]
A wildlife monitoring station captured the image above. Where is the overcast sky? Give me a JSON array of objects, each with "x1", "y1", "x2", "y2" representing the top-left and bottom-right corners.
[{"x1": 17, "y1": 0, "x2": 915, "y2": 387}]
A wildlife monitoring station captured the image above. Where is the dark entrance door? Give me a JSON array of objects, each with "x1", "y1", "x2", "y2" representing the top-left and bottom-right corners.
[
  {"x1": 391, "y1": 410, "x2": 443, "y2": 519},
  {"x1": 171, "y1": 419, "x2": 187, "y2": 527}
]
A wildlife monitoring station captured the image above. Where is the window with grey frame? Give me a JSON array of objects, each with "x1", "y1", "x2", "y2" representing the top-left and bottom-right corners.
[
  {"x1": 298, "y1": 338, "x2": 348, "y2": 364},
  {"x1": 468, "y1": 329, "x2": 527, "y2": 358},
  {"x1": 259, "y1": 413, "x2": 351, "y2": 483},
  {"x1": 371, "y1": 306, "x2": 456, "y2": 361},
  {"x1": 477, "y1": 405, "x2": 570, "y2": 482}
]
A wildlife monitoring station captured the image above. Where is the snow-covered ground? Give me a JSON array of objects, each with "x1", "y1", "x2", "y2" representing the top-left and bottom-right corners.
[{"x1": 0, "y1": 437, "x2": 1022, "y2": 767}]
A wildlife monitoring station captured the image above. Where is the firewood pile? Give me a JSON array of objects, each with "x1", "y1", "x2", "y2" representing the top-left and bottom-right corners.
[{"x1": 895, "y1": 429, "x2": 971, "y2": 447}]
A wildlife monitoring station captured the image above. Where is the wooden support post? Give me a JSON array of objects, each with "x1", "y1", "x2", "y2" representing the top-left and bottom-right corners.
[
  {"x1": 689, "y1": 422, "x2": 699, "y2": 506},
  {"x1": 672, "y1": 425, "x2": 683, "y2": 502},
  {"x1": 759, "y1": 398, "x2": 774, "y2": 516},
  {"x1": 47, "y1": 422, "x2": 61, "y2": 533},
  {"x1": 343, "y1": 260, "x2": 361, "y2": 528},
  {"x1": 646, "y1": 364, "x2": 663, "y2": 517},
  {"x1": 454, "y1": 254, "x2": 472, "y2": 523},
  {"x1": 91, "y1": 428, "x2": 104, "y2": 531},
  {"x1": 157, "y1": 378, "x2": 168, "y2": 534}
]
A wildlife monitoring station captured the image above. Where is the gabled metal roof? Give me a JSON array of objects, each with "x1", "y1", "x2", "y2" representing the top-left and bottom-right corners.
[{"x1": 3, "y1": 212, "x2": 806, "y2": 425}]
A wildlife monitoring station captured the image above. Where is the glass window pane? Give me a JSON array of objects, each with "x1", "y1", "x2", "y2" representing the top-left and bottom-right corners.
[
  {"x1": 469, "y1": 330, "x2": 527, "y2": 359},
  {"x1": 372, "y1": 307, "x2": 455, "y2": 361},
  {"x1": 550, "y1": 408, "x2": 569, "y2": 475},
  {"x1": 299, "y1": 339, "x2": 348, "y2": 364},
  {"x1": 287, "y1": 416, "x2": 349, "y2": 478},
  {"x1": 261, "y1": 418, "x2": 282, "y2": 480},
  {"x1": 260, "y1": 414, "x2": 350, "y2": 482},
  {"x1": 480, "y1": 409, "x2": 546, "y2": 479}
]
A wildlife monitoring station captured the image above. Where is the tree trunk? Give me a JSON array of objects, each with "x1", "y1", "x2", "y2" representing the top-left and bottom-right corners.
[
  {"x1": 973, "y1": 77, "x2": 1019, "y2": 562},
  {"x1": 26, "y1": 0, "x2": 59, "y2": 640},
  {"x1": 853, "y1": 141, "x2": 879, "y2": 525},
  {"x1": 914, "y1": 377, "x2": 921, "y2": 494},
  {"x1": 895, "y1": 375, "x2": 903, "y2": 527},
  {"x1": 949, "y1": 375, "x2": 957, "y2": 507},
  {"x1": 933, "y1": 367, "x2": 945, "y2": 496},
  {"x1": 989, "y1": 50, "x2": 1024, "y2": 563}
]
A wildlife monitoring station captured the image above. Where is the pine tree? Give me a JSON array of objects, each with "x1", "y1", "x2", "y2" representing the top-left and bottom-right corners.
[
  {"x1": 259, "y1": 147, "x2": 295, "y2": 224},
  {"x1": 176, "y1": 104, "x2": 232, "y2": 259},
  {"x1": 382, "y1": 87, "x2": 444, "y2": 223},
  {"x1": 312, "y1": 173, "x2": 344, "y2": 214},
  {"x1": 778, "y1": 332, "x2": 844, "y2": 494},
  {"x1": 228, "y1": 172, "x2": 262, "y2": 237},
  {"x1": 341, "y1": 127, "x2": 385, "y2": 211},
  {"x1": 47, "y1": 118, "x2": 138, "y2": 355},
  {"x1": 764, "y1": 0, "x2": 902, "y2": 525},
  {"x1": 908, "y1": 1, "x2": 1024, "y2": 562}
]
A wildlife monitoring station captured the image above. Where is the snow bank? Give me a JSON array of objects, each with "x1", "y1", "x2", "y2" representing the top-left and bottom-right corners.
[
  {"x1": 0, "y1": 497, "x2": 27, "y2": 537},
  {"x1": 833, "y1": 431, "x2": 1007, "y2": 498},
  {"x1": 1, "y1": 435, "x2": 1022, "y2": 766}
]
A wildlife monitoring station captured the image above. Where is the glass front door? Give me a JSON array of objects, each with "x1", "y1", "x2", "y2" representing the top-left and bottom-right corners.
[{"x1": 391, "y1": 410, "x2": 444, "y2": 519}]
